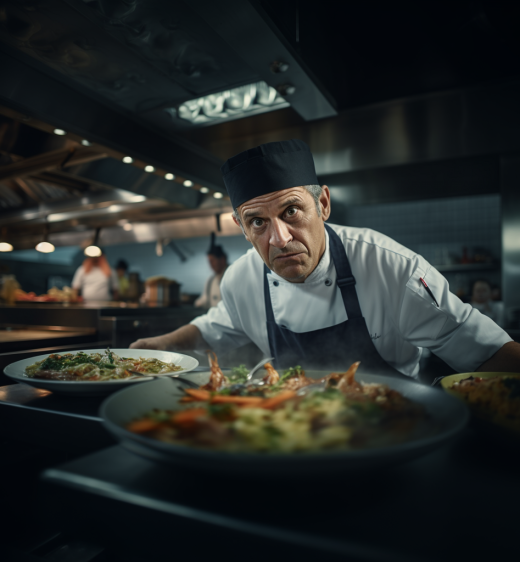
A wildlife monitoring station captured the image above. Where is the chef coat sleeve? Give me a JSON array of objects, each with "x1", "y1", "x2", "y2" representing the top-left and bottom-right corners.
[
  {"x1": 398, "y1": 257, "x2": 512, "y2": 372},
  {"x1": 71, "y1": 266, "x2": 84, "y2": 290},
  {"x1": 190, "y1": 299, "x2": 252, "y2": 354}
]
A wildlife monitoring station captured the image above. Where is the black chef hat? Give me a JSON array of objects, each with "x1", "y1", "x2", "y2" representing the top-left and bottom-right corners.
[
  {"x1": 221, "y1": 139, "x2": 319, "y2": 209},
  {"x1": 207, "y1": 232, "x2": 226, "y2": 259}
]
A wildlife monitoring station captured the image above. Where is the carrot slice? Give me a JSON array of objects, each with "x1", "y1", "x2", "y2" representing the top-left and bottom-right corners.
[
  {"x1": 260, "y1": 390, "x2": 297, "y2": 409},
  {"x1": 210, "y1": 395, "x2": 264, "y2": 406},
  {"x1": 184, "y1": 389, "x2": 211, "y2": 401},
  {"x1": 127, "y1": 418, "x2": 162, "y2": 434},
  {"x1": 171, "y1": 407, "x2": 207, "y2": 424},
  {"x1": 179, "y1": 396, "x2": 198, "y2": 403}
]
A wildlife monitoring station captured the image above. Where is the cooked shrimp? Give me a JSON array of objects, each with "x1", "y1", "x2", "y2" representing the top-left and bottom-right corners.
[
  {"x1": 201, "y1": 351, "x2": 228, "y2": 391},
  {"x1": 325, "y1": 361, "x2": 362, "y2": 392},
  {"x1": 262, "y1": 362, "x2": 280, "y2": 385}
]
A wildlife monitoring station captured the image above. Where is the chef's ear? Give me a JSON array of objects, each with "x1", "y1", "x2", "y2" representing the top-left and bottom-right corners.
[{"x1": 320, "y1": 185, "x2": 331, "y2": 221}]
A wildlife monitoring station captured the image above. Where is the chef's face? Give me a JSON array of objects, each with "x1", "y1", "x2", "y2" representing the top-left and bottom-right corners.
[
  {"x1": 472, "y1": 281, "x2": 491, "y2": 304},
  {"x1": 234, "y1": 186, "x2": 331, "y2": 282}
]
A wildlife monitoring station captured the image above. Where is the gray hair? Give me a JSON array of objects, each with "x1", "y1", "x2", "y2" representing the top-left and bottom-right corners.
[{"x1": 233, "y1": 184, "x2": 322, "y2": 230}]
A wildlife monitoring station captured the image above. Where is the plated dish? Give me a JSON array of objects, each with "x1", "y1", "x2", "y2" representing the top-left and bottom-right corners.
[
  {"x1": 441, "y1": 372, "x2": 520, "y2": 439},
  {"x1": 101, "y1": 355, "x2": 469, "y2": 474},
  {"x1": 127, "y1": 357, "x2": 429, "y2": 453},
  {"x1": 4, "y1": 349, "x2": 199, "y2": 396}
]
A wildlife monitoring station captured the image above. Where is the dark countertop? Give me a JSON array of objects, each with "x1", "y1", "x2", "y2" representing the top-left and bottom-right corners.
[
  {"x1": 40, "y1": 431, "x2": 518, "y2": 562},
  {"x1": 0, "y1": 383, "x2": 115, "y2": 454}
]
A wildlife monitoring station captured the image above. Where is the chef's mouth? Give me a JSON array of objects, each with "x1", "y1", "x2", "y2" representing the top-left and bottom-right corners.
[{"x1": 274, "y1": 252, "x2": 305, "y2": 261}]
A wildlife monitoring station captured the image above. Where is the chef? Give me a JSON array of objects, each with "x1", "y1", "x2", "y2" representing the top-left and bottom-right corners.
[
  {"x1": 130, "y1": 140, "x2": 520, "y2": 376},
  {"x1": 194, "y1": 233, "x2": 228, "y2": 310}
]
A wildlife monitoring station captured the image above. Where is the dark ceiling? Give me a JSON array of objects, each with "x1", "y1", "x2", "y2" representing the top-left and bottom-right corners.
[{"x1": 260, "y1": 0, "x2": 520, "y2": 111}]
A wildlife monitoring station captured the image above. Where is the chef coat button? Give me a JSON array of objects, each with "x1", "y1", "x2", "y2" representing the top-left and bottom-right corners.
[
  {"x1": 325, "y1": 278, "x2": 332, "y2": 286},
  {"x1": 273, "y1": 281, "x2": 279, "y2": 287}
]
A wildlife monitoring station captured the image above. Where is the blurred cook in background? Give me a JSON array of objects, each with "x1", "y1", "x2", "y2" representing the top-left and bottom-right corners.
[
  {"x1": 72, "y1": 252, "x2": 119, "y2": 302},
  {"x1": 470, "y1": 279, "x2": 504, "y2": 327},
  {"x1": 115, "y1": 259, "x2": 130, "y2": 299},
  {"x1": 194, "y1": 233, "x2": 228, "y2": 310}
]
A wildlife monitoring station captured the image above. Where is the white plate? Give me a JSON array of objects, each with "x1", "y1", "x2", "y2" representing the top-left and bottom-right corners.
[{"x1": 3, "y1": 349, "x2": 199, "y2": 396}]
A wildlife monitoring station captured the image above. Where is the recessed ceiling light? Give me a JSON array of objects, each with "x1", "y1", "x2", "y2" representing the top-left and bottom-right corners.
[
  {"x1": 144, "y1": 165, "x2": 155, "y2": 173},
  {"x1": 122, "y1": 156, "x2": 133, "y2": 164},
  {"x1": 130, "y1": 195, "x2": 146, "y2": 203},
  {"x1": 200, "y1": 187, "x2": 209, "y2": 194},
  {"x1": 183, "y1": 180, "x2": 193, "y2": 187},
  {"x1": 213, "y1": 192, "x2": 223, "y2": 199},
  {"x1": 81, "y1": 139, "x2": 91, "y2": 146},
  {"x1": 165, "y1": 173, "x2": 175, "y2": 180},
  {"x1": 0, "y1": 242, "x2": 13, "y2": 252},
  {"x1": 35, "y1": 241, "x2": 55, "y2": 253},
  {"x1": 123, "y1": 223, "x2": 133, "y2": 231},
  {"x1": 53, "y1": 128, "x2": 66, "y2": 136}
]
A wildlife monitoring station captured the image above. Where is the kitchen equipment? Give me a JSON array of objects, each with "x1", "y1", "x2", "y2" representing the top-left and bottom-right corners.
[
  {"x1": 3, "y1": 349, "x2": 199, "y2": 396},
  {"x1": 144, "y1": 277, "x2": 181, "y2": 307},
  {"x1": 100, "y1": 371, "x2": 469, "y2": 475}
]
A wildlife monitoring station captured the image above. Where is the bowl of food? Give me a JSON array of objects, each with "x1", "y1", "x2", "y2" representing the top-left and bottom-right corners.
[
  {"x1": 100, "y1": 355, "x2": 469, "y2": 475},
  {"x1": 440, "y1": 372, "x2": 520, "y2": 442},
  {"x1": 4, "y1": 348, "x2": 199, "y2": 396}
]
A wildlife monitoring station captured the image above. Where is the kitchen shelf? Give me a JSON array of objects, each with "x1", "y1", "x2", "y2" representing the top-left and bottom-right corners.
[{"x1": 433, "y1": 263, "x2": 499, "y2": 273}]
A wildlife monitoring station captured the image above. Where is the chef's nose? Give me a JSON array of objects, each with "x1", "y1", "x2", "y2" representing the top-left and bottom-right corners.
[{"x1": 268, "y1": 218, "x2": 292, "y2": 248}]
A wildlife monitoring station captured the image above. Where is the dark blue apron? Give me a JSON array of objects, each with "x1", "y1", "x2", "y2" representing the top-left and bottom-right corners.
[{"x1": 264, "y1": 224, "x2": 405, "y2": 377}]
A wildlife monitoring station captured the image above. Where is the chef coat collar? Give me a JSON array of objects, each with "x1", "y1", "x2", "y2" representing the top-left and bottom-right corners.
[{"x1": 267, "y1": 226, "x2": 332, "y2": 286}]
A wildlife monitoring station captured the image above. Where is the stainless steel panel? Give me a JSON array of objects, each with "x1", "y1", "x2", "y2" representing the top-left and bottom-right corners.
[
  {"x1": 501, "y1": 155, "x2": 520, "y2": 329},
  {"x1": 207, "y1": 80, "x2": 520, "y2": 176}
]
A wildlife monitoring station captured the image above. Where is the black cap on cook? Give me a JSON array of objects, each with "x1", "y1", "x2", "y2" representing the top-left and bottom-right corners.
[{"x1": 221, "y1": 139, "x2": 319, "y2": 209}]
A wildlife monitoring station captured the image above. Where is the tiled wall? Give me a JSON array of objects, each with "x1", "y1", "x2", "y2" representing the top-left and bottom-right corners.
[{"x1": 335, "y1": 194, "x2": 502, "y2": 296}]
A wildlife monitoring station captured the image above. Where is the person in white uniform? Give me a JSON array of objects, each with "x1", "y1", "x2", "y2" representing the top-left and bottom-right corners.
[
  {"x1": 130, "y1": 140, "x2": 520, "y2": 377},
  {"x1": 72, "y1": 253, "x2": 119, "y2": 302},
  {"x1": 194, "y1": 234, "x2": 228, "y2": 310}
]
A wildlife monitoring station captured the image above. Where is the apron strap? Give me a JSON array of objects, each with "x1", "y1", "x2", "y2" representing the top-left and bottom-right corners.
[
  {"x1": 324, "y1": 224, "x2": 363, "y2": 319},
  {"x1": 263, "y1": 264, "x2": 276, "y2": 323}
]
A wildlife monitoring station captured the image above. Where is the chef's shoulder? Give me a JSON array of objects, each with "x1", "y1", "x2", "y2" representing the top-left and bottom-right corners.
[
  {"x1": 220, "y1": 247, "x2": 263, "y2": 298},
  {"x1": 328, "y1": 223, "x2": 421, "y2": 278}
]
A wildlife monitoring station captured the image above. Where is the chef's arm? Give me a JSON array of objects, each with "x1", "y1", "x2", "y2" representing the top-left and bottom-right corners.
[
  {"x1": 129, "y1": 324, "x2": 209, "y2": 351},
  {"x1": 477, "y1": 341, "x2": 520, "y2": 372}
]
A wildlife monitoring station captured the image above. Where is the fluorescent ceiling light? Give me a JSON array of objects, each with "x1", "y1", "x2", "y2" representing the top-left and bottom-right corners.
[
  {"x1": 165, "y1": 173, "x2": 175, "y2": 180},
  {"x1": 213, "y1": 192, "x2": 223, "y2": 199},
  {"x1": 183, "y1": 180, "x2": 193, "y2": 187},
  {"x1": 200, "y1": 187, "x2": 209, "y2": 194},
  {"x1": 53, "y1": 128, "x2": 66, "y2": 136},
  {"x1": 130, "y1": 195, "x2": 146, "y2": 202},
  {"x1": 167, "y1": 81, "x2": 289, "y2": 126},
  {"x1": 0, "y1": 242, "x2": 13, "y2": 252},
  {"x1": 122, "y1": 156, "x2": 133, "y2": 164},
  {"x1": 36, "y1": 241, "x2": 55, "y2": 253},
  {"x1": 144, "y1": 165, "x2": 155, "y2": 173},
  {"x1": 108, "y1": 205, "x2": 123, "y2": 212}
]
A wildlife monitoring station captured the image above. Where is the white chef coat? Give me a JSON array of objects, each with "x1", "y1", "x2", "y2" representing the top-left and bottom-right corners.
[
  {"x1": 191, "y1": 224, "x2": 512, "y2": 377},
  {"x1": 72, "y1": 266, "x2": 118, "y2": 302},
  {"x1": 194, "y1": 272, "x2": 224, "y2": 309}
]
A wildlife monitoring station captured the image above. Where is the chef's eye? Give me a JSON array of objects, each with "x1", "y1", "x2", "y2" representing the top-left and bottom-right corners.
[
  {"x1": 251, "y1": 218, "x2": 264, "y2": 228},
  {"x1": 285, "y1": 206, "x2": 299, "y2": 218}
]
